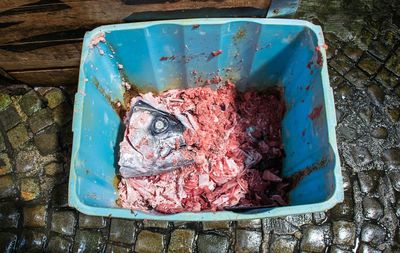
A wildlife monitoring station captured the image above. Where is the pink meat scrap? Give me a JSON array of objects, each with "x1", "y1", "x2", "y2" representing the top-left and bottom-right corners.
[{"x1": 118, "y1": 81, "x2": 287, "y2": 213}]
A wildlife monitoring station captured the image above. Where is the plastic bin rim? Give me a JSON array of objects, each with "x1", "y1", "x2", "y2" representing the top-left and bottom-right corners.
[{"x1": 69, "y1": 18, "x2": 344, "y2": 221}]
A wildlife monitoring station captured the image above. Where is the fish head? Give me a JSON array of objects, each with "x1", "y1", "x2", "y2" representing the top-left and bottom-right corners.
[{"x1": 119, "y1": 100, "x2": 194, "y2": 177}]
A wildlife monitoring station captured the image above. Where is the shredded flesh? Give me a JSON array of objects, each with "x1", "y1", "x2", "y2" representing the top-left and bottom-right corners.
[{"x1": 118, "y1": 81, "x2": 288, "y2": 213}]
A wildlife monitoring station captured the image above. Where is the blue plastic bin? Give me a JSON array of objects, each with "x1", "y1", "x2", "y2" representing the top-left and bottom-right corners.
[{"x1": 69, "y1": 18, "x2": 343, "y2": 221}]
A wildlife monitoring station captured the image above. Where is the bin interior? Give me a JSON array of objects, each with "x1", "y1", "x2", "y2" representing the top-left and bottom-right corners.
[{"x1": 70, "y1": 19, "x2": 341, "y2": 220}]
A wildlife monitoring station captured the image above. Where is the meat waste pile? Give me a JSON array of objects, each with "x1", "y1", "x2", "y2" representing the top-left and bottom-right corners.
[{"x1": 118, "y1": 81, "x2": 287, "y2": 213}]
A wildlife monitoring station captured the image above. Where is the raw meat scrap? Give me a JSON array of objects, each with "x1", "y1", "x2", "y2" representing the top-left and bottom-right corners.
[{"x1": 118, "y1": 81, "x2": 287, "y2": 213}]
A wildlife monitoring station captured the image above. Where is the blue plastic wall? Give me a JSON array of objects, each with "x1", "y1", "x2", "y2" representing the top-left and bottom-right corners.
[{"x1": 69, "y1": 18, "x2": 343, "y2": 221}]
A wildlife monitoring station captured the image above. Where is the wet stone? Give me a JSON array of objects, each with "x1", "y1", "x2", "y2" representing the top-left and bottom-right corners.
[
  {"x1": 0, "y1": 152, "x2": 12, "y2": 175},
  {"x1": 376, "y1": 68, "x2": 399, "y2": 89},
  {"x1": 79, "y1": 213, "x2": 106, "y2": 228},
  {"x1": 20, "y1": 177, "x2": 40, "y2": 201},
  {"x1": 0, "y1": 232, "x2": 17, "y2": 253},
  {"x1": 367, "y1": 83, "x2": 385, "y2": 104},
  {"x1": 360, "y1": 107, "x2": 373, "y2": 124},
  {"x1": 0, "y1": 106, "x2": 21, "y2": 131},
  {"x1": 329, "y1": 246, "x2": 352, "y2": 253},
  {"x1": 40, "y1": 176, "x2": 57, "y2": 198},
  {"x1": 337, "y1": 125, "x2": 358, "y2": 141},
  {"x1": 313, "y1": 212, "x2": 327, "y2": 224},
  {"x1": 264, "y1": 218, "x2": 299, "y2": 235},
  {"x1": 52, "y1": 183, "x2": 68, "y2": 207},
  {"x1": 382, "y1": 148, "x2": 400, "y2": 168},
  {"x1": 361, "y1": 222, "x2": 386, "y2": 246},
  {"x1": 358, "y1": 170, "x2": 381, "y2": 194},
  {"x1": 270, "y1": 235, "x2": 297, "y2": 253},
  {"x1": 0, "y1": 202, "x2": 20, "y2": 228},
  {"x1": 45, "y1": 236, "x2": 71, "y2": 253},
  {"x1": 51, "y1": 210, "x2": 76, "y2": 236},
  {"x1": 29, "y1": 108, "x2": 53, "y2": 133},
  {"x1": 52, "y1": 102, "x2": 72, "y2": 126},
  {"x1": 363, "y1": 197, "x2": 384, "y2": 220},
  {"x1": 34, "y1": 126, "x2": 59, "y2": 155},
  {"x1": 109, "y1": 218, "x2": 136, "y2": 244},
  {"x1": 19, "y1": 90, "x2": 43, "y2": 116},
  {"x1": 387, "y1": 107, "x2": 400, "y2": 123},
  {"x1": 143, "y1": 220, "x2": 169, "y2": 229},
  {"x1": 202, "y1": 221, "x2": 230, "y2": 230},
  {"x1": 341, "y1": 170, "x2": 352, "y2": 191},
  {"x1": 368, "y1": 40, "x2": 390, "y2": 60},
  {"x1": 0, "y1": 134, "x2": 5, "y2": 153},
  {"x1": 23, "y1": 205, "x2": 47, "y2": 227},
  {"x1": 357, "y1": 243, "x2": 381, "y2": 253},
  {"x1": 7, "y1": 124, "x2": 30, "y2": 149},
  {"x1": 237, "y1": 219, "x2": 261, "y2": 229},
  {"x1": 329, "y1": 54, "x2": 353, "y2": 75},
  {"x1": 106, "y1": 244, "x2": 130, "y2": 253},
  {"x1": 197, "y1": 233, "x2": 229, "y2": 253},
  {"x1": 329, "y1": 69, "x2": 345, "y2": 88},
  {"x1": 17, "y1": 230, "x2": 46, "y2": 253},
  {"x1": 371, "y1": 127, "x2": 388, "y2": 139},
  {"x1": 45, "y1": 88, "x2": 65, "y2": 109},
  {"x1": 135, "y1": 230, "x2": 164, "y2": 253},
  {"x1": 73, "y1": 230, "x2": 105, "y2": 253},
  {"x1": 330, "y1": 192, "x2": 354, "y2": 220},
  {"x1": 351, "y1": 146, "x2": 373, "y2": 166},
  {"x1": 235, "y1": 230, "x2": 262, "y2": 253},
  {"x1": 386, "y1": 48, "x2": 400, "y2": 76},
  {"x1": 15, "y1": 145, "x2": 44, "y2": 174},
  {"x1": 389, "y1": 171, "x2": 400, "y2": 192},
  {"x1": 0, "y1": 93, "x2": 12, "y2": 111},
  {"x1": 358, "y1": 54, "x2": 381, "y2": 76},
  {"x1": 343, "y1": 45, "x2": 364, "y2": 62},
  {"x1": 335, "y1": 82, "x2": 354, "y2": 99},
  {"x1": 332, "y1": 221, "x2": 356, "y2": 246},
  {"x1": 0, "y1": 175, "x2": 17, "y2": 199},
  {"x1": 44, "y1": 162, "x2": 63, "y2": 176},
  {"x1": 300, "y1": 225, "x2": 329, "y2": 252},
  {"x1": 168, "y1": 229, "x2": 195, "y2": 253},
  {"x1": 345, "y1": 68, "x2": 369, "y2": 88},
  {"x1": 285, "y1": 213, "x2": 313, "y2": 227}
]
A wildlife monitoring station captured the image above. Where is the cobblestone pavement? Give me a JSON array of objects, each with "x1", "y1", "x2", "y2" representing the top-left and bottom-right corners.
[{"x1": 1, "y1": 0, "x2": 400, "y2": 252}]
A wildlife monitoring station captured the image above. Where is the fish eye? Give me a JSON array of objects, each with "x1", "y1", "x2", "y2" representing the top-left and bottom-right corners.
[{"x1": 152, "y1": 116, "x2": 169, "y2": 134}]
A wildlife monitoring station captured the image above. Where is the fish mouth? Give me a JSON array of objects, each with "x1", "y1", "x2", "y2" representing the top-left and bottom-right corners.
[{"x1": 119, "y1": 99, "x2": 195, "y2": 177}]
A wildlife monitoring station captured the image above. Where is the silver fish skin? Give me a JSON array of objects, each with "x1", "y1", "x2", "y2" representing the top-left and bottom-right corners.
[{"x1": 119, "y1": 100, "x2": 194, "y2": 177}]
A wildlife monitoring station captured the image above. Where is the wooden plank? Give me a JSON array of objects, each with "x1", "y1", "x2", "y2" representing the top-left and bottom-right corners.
[
  {"x1": 0, "y1": 39, "x2": 82, "y2": 71},
  {"x1": 0, "y1": 0, "x2": 270, "y2": 44},
  {"x1": 8, "y1": 67, "x2": 79, "y2": 86}
]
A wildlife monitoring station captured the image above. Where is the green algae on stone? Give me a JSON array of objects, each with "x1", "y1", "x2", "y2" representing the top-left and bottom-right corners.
[
  {"x1": 168, "y1": 229, "x2": 195, "y2": 253},
  {"x1": 0, "y1": 93, "x2": 11, "y2": 111},
  {"x1": 19, "y1": 90, "x2": 43, "y2": 116},
  {"x1": 29, "y1": 108, "x2": 54, "y2": 133},
  {"x1": 7, "y1": 124, "x2": 30, "y2": 149},
  {"x1": 0, "y1": 106, "x2": 21, "y2": 131},
  {"x1": 45, "y1": 88, "x2": 65, "y2": 109}
]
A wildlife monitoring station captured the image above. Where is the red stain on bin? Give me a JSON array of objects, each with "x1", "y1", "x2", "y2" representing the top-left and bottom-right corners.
[
  {"x1": 308, "y1": 106, "x2": 323, "y2": 120},
  {"x1": 211, "y1": 50, "x2": 223, "y2": 57},
  {"x1": 192, "y1": 24, "x2": 200, "y2": 29}
]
